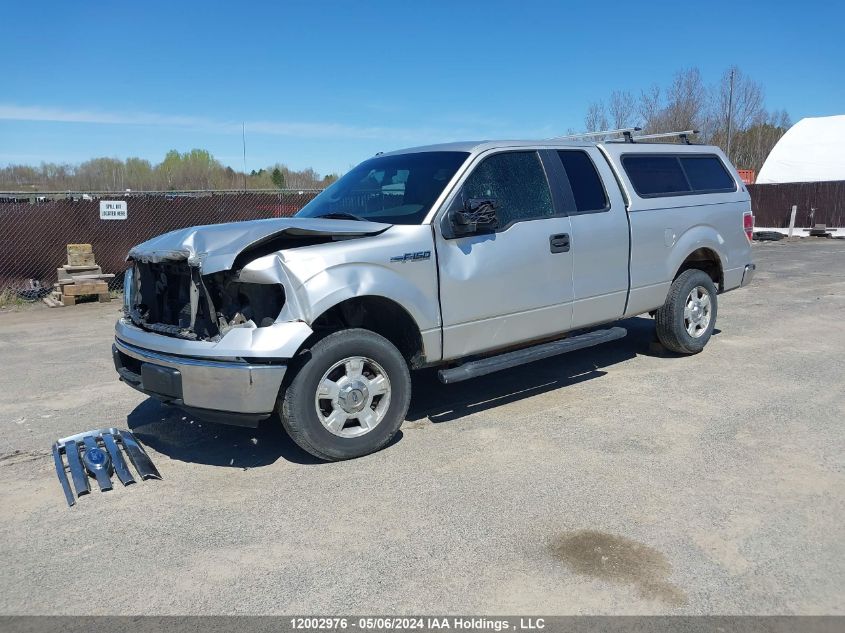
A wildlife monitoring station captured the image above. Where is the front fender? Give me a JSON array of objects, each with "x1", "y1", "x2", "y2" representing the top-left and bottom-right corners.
[
  {"x1": 237, "y1": 224, "x2": 442, "y2": 359},
  {"x1": 301, "y1": 262, "x2": 438, "y2": 333},
  {"x1": 237, "y1": 253, "x2": 308, "y2": 323}
]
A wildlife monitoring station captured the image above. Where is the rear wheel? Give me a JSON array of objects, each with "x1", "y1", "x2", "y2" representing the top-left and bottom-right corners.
[
  {"x1": 655, "y1": 269, "x2": 718, "y2": 354},
  {"x1": 279, "y1": 329, "x2": 411, "y2": 461}
]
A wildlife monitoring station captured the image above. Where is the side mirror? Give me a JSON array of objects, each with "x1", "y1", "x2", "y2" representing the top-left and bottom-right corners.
[{"x1": 451, "y1": 198, "x2": 500, "y2": 235}]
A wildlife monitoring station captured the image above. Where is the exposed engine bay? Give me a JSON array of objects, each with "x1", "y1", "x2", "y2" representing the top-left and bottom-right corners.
[{"x1": 128, "y1": 260, "x2": 285, "y2": 341}]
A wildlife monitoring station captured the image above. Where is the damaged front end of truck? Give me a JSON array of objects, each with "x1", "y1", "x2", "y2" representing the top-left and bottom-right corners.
[
  {"x1": 126, "y1": 260, "x2": 286, "y2": 342},
  {"x1": 123, "y1": 218, "x2": 390, "y2": 343},
  {"x1": 114, "y1": 218, "x2": 392, "y2": 426}
]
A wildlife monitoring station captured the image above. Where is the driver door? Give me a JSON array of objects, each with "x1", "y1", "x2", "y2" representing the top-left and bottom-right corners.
[{"x1": 435, "y1": 150, "x2": 574, "y2": 360}]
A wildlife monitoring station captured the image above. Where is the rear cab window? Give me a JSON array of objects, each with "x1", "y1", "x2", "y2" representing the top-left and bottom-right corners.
[
  {"x1": 621, "y1": 153, "x2": 737, "y2": 198},
  {"x1": 679, "y1": 155, "x2": 736, "y2": 192}
]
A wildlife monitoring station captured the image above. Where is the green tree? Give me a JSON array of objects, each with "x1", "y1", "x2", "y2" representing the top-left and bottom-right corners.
[
  {"x1": 158, "y1": 150, "x2": 183, "y2": 190},
  {"x1": 271, "y1": 167, "x2": 286, "y2": 189},
  {"x1": 124, "y1": 157, "x2": 154, "y2": 190},
  {"x1": 76, "y1": 157, "x2": 126, "y2": 190},
  {"x1": 0, "y1": 148, "x2": 343, "y2": 191},
  {"x1": 156, "y1": 148, "x2": 226, "y2": 189}
]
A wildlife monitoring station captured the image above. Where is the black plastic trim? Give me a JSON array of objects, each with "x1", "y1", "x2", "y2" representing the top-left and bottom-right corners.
[
  {"x1": 179, "y1": 406, "x2": 270, "y2": 428},
  {"x1": 538, "y1": 149, "x2": 574, "y2": 217}
]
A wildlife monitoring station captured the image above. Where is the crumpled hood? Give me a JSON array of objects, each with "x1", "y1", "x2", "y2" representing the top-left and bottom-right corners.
[{"x1": 128, "y1": 217, "x2": 391, "y2": 274}]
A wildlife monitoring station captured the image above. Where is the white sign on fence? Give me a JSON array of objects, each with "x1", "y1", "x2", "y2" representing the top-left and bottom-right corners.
[{"x1": 100, "y1": 200, "x2": 127, "y2": 220}]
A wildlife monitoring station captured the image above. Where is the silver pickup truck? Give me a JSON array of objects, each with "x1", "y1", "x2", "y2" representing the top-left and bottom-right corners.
[{"x1": 114, "y1": 136, "x2": 755, "y2": 460}]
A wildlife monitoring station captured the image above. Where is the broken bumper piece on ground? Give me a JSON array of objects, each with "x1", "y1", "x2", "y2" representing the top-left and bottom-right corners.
[{"x1": 52, "y1": 428, "x2": 162, "y2": 507}]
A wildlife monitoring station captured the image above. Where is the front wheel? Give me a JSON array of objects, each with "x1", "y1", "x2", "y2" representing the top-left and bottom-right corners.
[
  {"x1": 654, "y1": 269, "x2": 718, "y2": 354},
  {"x1": 279, "y1": 329, "x2": 411, "y2": 461}
]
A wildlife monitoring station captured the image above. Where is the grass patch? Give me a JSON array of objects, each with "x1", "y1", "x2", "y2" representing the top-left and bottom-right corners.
[{"x1": 0, "y1": 289, "x2": 30, "y2": 309}]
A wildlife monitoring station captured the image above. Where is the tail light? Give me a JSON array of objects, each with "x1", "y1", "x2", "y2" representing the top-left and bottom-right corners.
[{"x1": 743, "y1": 212, "x2": 754, "y2": 242}]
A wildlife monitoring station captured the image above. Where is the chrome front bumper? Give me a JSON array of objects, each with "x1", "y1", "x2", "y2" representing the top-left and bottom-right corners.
[
  {"x1": 741, "y1": 263, "x2": 756, "y2": 287},
  {"x1": 113, "y1": 338, "x2": 286, "y2": 427}
]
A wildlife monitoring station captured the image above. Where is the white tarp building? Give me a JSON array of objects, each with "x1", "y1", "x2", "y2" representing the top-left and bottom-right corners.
[{"x1": 756, "y1": 115, "x2": 845, "y2": 184}]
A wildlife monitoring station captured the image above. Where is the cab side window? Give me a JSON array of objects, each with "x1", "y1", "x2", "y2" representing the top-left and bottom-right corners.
[
  {"x1": 458, "y1": 151, "x2": 554, "y2": 227},
  {"x1": 557, "y1": 150, "x2": 609, "y2": 212}
]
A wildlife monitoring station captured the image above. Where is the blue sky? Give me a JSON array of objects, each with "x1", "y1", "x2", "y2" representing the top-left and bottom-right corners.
[{"x1": 1, "y1": 0, "x2": 842, "y2": 175}]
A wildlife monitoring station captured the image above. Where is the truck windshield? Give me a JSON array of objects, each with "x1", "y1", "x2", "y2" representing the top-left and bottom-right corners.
[{"x1": 296, "y1": 151, "x2": 469, "y2": 224}]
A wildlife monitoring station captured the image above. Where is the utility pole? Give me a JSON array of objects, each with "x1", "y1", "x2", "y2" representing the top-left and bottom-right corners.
[
  {"x1": 242, "y1": 122, "x2": 248, "y2": 190},
  {"x1": 726, "y1": 68, "x2": 735, "y2": 161}
]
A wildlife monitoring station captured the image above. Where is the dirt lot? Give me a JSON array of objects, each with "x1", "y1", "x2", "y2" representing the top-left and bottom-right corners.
[{"x1": 0, "y1": 240, "x2": 842, "y2": 615}]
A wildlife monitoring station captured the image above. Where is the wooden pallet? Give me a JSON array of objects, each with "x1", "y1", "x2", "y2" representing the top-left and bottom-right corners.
[
  {"x1": 56, "y1": 280, "x2": 111, "y2": 306},
  {"x1": 57, "y1": 264, "x2": 103, "y2": 281},
  {"x1": 42, "y1": 243, "x2": 115, "y2": 307},
  {"x1": 56, "y1": 273, "x2": 115, "y2": 285}
]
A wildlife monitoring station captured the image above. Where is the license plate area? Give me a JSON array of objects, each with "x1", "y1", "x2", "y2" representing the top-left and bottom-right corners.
[{"x1": 140, "y1": 363, "x2": 182, "y2": 399}]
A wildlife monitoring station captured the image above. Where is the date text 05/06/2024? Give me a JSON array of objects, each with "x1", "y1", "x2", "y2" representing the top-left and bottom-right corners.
[{"x1": 289, "y1": 617, "x2": 546, "y2": 631}]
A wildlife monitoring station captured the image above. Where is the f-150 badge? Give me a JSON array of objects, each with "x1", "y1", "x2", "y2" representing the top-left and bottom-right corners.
[{"x1": 390, "y1": 251, "x2": 431, "y2": 263}]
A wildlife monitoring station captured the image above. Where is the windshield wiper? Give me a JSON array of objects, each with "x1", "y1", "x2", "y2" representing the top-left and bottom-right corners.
[{"x1": 314, "y1": 212, "x2": 365, "y2": 221}]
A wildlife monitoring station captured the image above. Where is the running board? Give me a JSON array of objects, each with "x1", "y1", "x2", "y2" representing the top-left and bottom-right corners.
[{"x1": 437, "y1": 327, "x2": 627, "y2": 384}]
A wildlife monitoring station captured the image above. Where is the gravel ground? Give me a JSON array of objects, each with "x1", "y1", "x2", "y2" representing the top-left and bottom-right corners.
[{"x1": 0, "y1": 240, "x2": 842, "y2": 615}]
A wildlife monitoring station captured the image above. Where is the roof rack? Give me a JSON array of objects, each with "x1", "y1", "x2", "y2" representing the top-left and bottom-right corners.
[
  {"x1": 551, "y1": 127, "x2": 642, "y2": 142},
  {"x1": 552, "y1": 127, "x2": 701, "y2": 144},
  {"x1": 628, "y1": 129, "x2": 700, "y2": 145}
]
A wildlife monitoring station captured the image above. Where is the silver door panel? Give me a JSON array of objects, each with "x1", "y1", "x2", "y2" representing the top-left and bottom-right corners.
[
  {"x1": 437, "y1": 216, "x2": 574, "y2": 357},
  {"x1": 571, "y1": 290, "x2": 629, "y2": 329},
  {"x1": 566, "y1": 147, "x2": 630, "y2": 328},
  {"x1": 442, "y1": 301, "x2": 573, "y2": 360}
]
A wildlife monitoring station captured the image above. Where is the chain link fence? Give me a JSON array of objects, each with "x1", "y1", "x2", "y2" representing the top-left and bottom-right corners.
[
  {"x1": 4, "y1": 182, "x2": 842, "y2": 304},
  {"x1": 0, "y1": 189, "x2": 322, "y2": 302}
]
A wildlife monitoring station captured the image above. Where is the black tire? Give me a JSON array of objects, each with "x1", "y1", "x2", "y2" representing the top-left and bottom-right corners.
[
  {"x1": 654, "y1": 269, "x2": 718, "y2": 354},
  {"x1": 279, "y1": 328, "x2": 411, "y2": 461}
]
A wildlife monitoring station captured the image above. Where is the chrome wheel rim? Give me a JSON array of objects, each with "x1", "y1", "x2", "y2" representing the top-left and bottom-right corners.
[
  {"x1": 683, "y1": 286, "x2": 712, "y2": 338},
  {"x1": 315, "y1": 356, "x2": 391, "y2": 438}
]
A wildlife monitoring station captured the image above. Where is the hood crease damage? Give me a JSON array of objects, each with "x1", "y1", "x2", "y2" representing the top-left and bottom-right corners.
[{"x1": 128, "y1": 217, "x2": 390, "y2": 274}]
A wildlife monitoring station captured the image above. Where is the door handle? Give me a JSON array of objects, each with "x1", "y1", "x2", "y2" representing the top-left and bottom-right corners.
[{"x1": 549, "y1": 233, "x2": 570, "y2": 253}]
